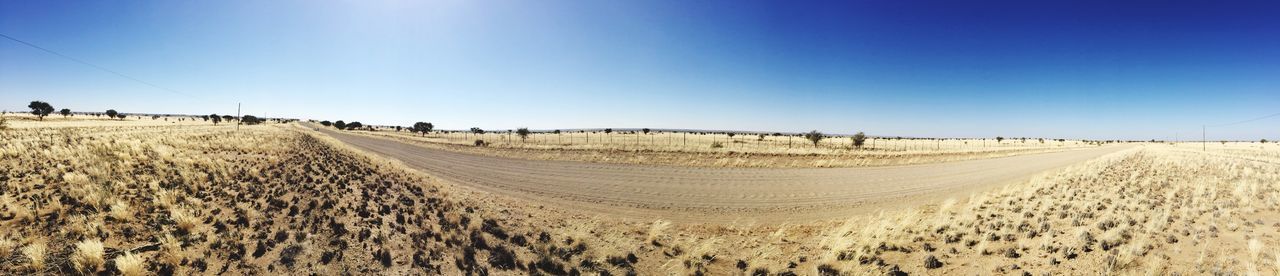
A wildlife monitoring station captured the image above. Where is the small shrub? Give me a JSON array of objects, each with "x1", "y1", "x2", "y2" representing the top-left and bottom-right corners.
[
  {"x1": 923, "y1": 255, "x2": 942, "y2": 269},
  {"x1": 474, "y1": 139, "x2": 487, "y2": 147},
  {"x1": 851, "y1": 132, "x2": 867, "y2": 149},
  {"x1": 710, "y1": 142, "x2": 723, "y2": 148}
]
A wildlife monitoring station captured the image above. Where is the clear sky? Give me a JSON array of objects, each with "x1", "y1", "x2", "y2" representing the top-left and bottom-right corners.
[{"x1": 2, "y1": 0, "x2": 1277, "y2": 140}]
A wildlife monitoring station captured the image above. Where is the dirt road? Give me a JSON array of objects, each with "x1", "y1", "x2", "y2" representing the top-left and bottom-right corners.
[{"x1": 314, "y1": 127, "x2": 1132, "y2": 223}]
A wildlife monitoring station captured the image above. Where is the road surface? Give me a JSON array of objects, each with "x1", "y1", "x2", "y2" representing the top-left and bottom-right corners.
[{"x1": 313, "y1": 126, "x2": 1131, "y2": 223}]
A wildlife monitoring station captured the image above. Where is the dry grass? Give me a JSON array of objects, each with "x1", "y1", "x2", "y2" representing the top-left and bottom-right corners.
[
  {"x1": 2, "y1": 116, "x2": 1274, "y2": 275},
  {"x1": 347, "y1": 126, "x2": 1100, "y2": 168},
  {"x1": 814, "y1": 144, "x2": 1280, "y2": 274},
  {"x1": 22, "y1": 240, "x2": 46, "y2": 271},
  {"x1": 72, "y1": 239, "x2": 105, "y2": 273},
  {"x1": 114, "y1": 252, "x2": 146, "y2": 276}
]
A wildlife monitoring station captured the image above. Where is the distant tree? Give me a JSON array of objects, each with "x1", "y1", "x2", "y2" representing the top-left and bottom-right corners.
[
  {"x1": 851, "y1": 132, "x2": 867, "y2": 149},
  {"x1": 552, "y1": 129, "x2": 561, "y2": 134},
  {"x1": 604, "y1": 128, "x2": 613, "y2": 134},
  {"x1": 412, "y1": 122, "x2": 434, "y2": 136},
  {"x1": 334, "y1": 120, "x2": 347, "y2": 129},
  {"x1": 727, "y1": 132, "x2": 736, "y2": 139},
  {"x1": 221, "y1": 115, "x2": 233, "y2": 122},
  {"x1": 1262, "y1": 139, "x2": 1268, "y2": 143},
  {"x1": 395, "y1": 126, "x2": 402, "y2": 132},
  {"x1": 60, "y1": 108, "x2": 72, "y2": 117},
  {"x1": 516, "y1": 127, "x2": 531, "y2": 142},
  {"x1": 1038, "y1": 138, "x2": 1045, "y2": 144},
  {"x1": 211, "y1": 114, "x2": 222, "y2": 125},
  {"x1": 642, "y1": 128, "x2": 651, "y2": 134},
  {"x1": 242, "y1": 115, "x2": 262, "y2": 125},
  {"x1": 320, "y1": 120, "x2": 331, "y2": 127},
  {"x1": 152, "y1": 115, "x2": 161, "y2": 120},
  {"x1": 345, "y1": 121, "x2": 362, "y2": 130},
  {"x1": 471, "y1": 127, "x2": 485, "y2": 134},
  {"x1": 201, "y1": 115, "x2": 209, "y2": 122},
  {"x1": 28, "y1": 101, "x2": 54, "y2": 120},
  {"x1": 996, "y1": 136, "x2": 1005, "y2": 143},
  {"x1": 106, "y1": 109, "x2": 119, "y2": 120},
  {"x1": 804, "y1": 130, "x2": 824, "y2": 147},
  {"x1": 758, "y1": 134, "x2": 766, "y2": 141}
]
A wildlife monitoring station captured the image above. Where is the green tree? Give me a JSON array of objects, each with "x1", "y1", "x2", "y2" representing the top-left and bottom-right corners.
[
  {"x1": 334, "y1": 120, "x2": 347, "y2": 129},
  {"x1": 516, "y1": 127, "x2": 531, "y2": 142},
  {"x1": 242, "y1": 115, "x2": 262, "y2": 125},
  {"x1": 319, "y1": 120, "x2": 331, "y2": 127},
  {"x1": 60, "y1": 108, "x2": 72, "y2": 117},
  {"x1": 851, "y1": 132, "x2": 867, "y2": 149},
  {"x1": 347, "y1": 121, "x2": 363, "y2": 130},
  {"x1": 210, "y1": 114, "x2": 221, "y2": 125},
  {"x1": 413, "y1": 122, "x2": 434, "y2": 136},
  {"x1": 471, "y1": 127, "x2": 485, "y2": 134},
  {"x1": 28, "y1": 101, "x2": 54, "y2": 120},
  {"x1": 804, "y1": 130, "x2": 824, "y2": 147},
  {"x1": 996, "y1": 136, "x2": 1005, "y2": 143},
  {"x1": 642, "y1": 128, "x2": 651, "y2": 134},
  {"x1": 106, "y1": 109, "x2": 119, "y2": 120}
]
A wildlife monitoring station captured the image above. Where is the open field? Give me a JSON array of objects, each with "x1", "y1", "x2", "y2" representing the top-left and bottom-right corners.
[
  {"x1": 1, "y1": 113, "x2": 211, "y2": 128},
  {"x1": 342, "y1": 126, "x2": 1100, "y2": 168},
  {"x1": 2, "y1": 117, "x2": 1277, "y2": 275}
]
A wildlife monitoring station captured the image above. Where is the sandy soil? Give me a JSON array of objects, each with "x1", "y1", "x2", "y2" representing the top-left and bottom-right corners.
[{"x1": 316, "y1": 126, "x2": 1134, "y2": 224}]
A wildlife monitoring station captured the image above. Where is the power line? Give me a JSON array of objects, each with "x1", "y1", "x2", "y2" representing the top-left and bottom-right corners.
[
  {"x1": 1197, "y1": 111, "x2": 1279, "y2": 150},
  {"x1": 0, "y1": 32, "x2": 197, "y2": 98},
  {"x1": 1207, "y1": 112, "x2": 1280, "y2": 127}
]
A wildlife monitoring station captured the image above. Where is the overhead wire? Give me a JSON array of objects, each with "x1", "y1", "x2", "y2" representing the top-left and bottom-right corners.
[{"x1": 0, "y1": 32, "x2": 197, "y2": 99}]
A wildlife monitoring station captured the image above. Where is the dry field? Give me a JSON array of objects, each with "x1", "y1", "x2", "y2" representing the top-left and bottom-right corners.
[
  {"x1": 2, "y1": 113, "x2": 210, "y2": 129},
  {"x1": 2, "y1": 117, "x2": 1277, "y2": 275},
  {"x1": 345, "y1": 127, "x2": 1097, "y2": 168}
]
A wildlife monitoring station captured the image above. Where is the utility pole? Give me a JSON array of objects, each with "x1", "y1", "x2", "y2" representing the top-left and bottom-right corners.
[{"x1": 236, "y1": 102, "x2": 241, "y2": 131}]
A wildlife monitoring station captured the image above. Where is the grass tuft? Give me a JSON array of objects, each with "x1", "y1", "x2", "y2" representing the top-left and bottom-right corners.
[{"x1": 72, "y1": 239, "x2": 105, "y2": 273}]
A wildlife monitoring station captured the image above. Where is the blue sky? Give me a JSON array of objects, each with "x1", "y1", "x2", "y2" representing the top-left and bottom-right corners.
[{"x1": 2, "y1": 0, "x2": 1277, "y2": 140}]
